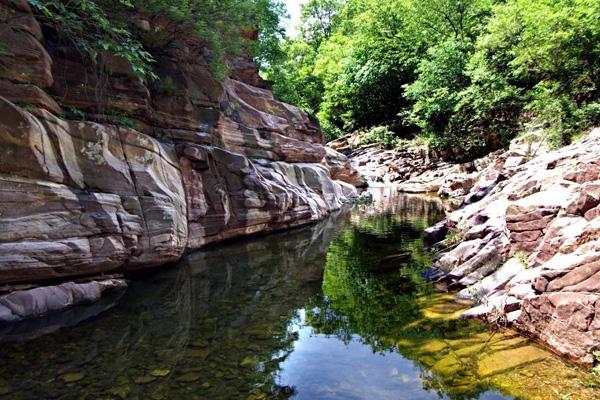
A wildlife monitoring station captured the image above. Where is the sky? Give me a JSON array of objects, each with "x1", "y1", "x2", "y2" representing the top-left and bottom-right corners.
[{"x1": 284, "y1": 0, "x2": 307, "y2": 37}]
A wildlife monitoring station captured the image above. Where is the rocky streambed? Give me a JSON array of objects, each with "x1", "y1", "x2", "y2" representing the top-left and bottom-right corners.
[{"x1": 345, "y1": 127, "x2": 600, "y2": 367}]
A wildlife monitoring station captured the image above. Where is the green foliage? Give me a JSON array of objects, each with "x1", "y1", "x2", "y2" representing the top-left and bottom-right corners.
[
  {"x1": 157, "y1": 75, "x2": 177, "y2": 95},
  {"x1": 300, "y1": 0, "x2": 343, "y2": 48},
  {"x1": 467, "y1": 0, "x2": 600, "y2": 149},
  {"x1": 29, "y1": 0, "x2": 156, "y2": 80},
  {"x1": 67, "y1": 107, "x2": 87, "y2": 120},
  {"x1": 267, "y1": 0, "x2": 600, "y2": 152},
  {"x1": 136, "y1": 0, "x2": 286, "y2": 79},
  {"x1": 106, "y1": 113, "x2": 141, "y2": 129},
  {"x1": 514, "y1": 252, "x2": 530, "y2": 269},
  {"x1": 359, "y1": 126, "x2": 398, "y2": 148},
  {"x1": 267, "y1": 39, "x2": 323, "y2": 114},
  {"x1": 29, "y1": 0, "x2": 286, "y2": 82},
  {"x1": 404, "y1": 39, "x2": 471, "y2": 138}
]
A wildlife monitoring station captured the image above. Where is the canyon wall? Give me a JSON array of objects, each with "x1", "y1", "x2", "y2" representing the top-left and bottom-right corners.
[{"x1": 0, "y1": 0, "x2": 363, "y2": 320}]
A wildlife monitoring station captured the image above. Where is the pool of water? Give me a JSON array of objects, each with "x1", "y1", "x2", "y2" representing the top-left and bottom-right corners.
[{"x1": 0, "y1": 188, "x2": 597, "y2": 400}]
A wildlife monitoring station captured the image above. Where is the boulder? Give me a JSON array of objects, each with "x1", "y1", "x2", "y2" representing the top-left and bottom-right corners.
[
  {"x1": 424, "y1": 220, "x2": 448, "y2": 244},
  {"x1": 0, "y1": 279, "x2": 126, "y2": 322}
]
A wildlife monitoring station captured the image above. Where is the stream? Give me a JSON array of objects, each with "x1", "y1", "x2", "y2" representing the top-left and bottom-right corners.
[{"x1": 0, "y1": 188, "x2": 596, "y2": 400}]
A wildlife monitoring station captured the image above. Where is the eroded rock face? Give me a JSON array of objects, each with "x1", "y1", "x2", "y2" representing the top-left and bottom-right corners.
[
  {"x1": 0, "y1": 3, "x2": 360, "y2": 320},
  {"x1": 426, "y1": 128, "x2": 600, "y2": 366},
  {"x1": 0, "y1": 98, "x2": 188, "y2": 283},
  {"x1": 0, "y1": 279, "x2": 127, "y2": 322}
]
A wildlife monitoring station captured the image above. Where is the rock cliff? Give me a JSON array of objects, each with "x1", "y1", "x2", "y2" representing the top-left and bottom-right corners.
[
  {"x1": 0, "y1": 0, "x2": 363, "y2": 320},
  {"x1": 425, "y1": 128, "x2": 600, "y2": 366}
]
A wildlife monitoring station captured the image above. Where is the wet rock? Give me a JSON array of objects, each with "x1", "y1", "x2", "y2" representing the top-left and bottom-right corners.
[
  {"x1": 150, "y1": 369, "x2": 171, "y2": 378},
  {"x1": 61, "y1": 372, "x2": 85, "y2": 383},
  {"x1": 133, "y1": 376, "x2": 157, "y2": 384},
  {"x1": 239, "y1": 357, "x2": 255, "y2": 368},
  {"x1": 424, "y1": 220, "x2": 448, "y2": 244},
  {"x1": 0, "y1": 279, "x2": 126, "y2": 322},
  {"x1": 176, "y1": 373, "x2": 202, "y2": 383}
]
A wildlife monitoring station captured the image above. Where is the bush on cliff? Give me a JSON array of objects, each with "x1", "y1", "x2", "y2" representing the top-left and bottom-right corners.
[{"x1": 28, "y1": 0, "x2": 286, "y2": 81}]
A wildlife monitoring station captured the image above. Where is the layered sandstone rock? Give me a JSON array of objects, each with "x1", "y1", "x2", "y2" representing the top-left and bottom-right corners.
[
  {"x1": 426, "y1": 128, "x2": 600, "y2": 366},
  {"x1": 0, "y1": 2, "x2": 361, "y2": 320}
]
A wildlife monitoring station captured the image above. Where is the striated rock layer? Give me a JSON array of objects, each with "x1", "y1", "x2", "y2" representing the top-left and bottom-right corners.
[
  {"x1": 426, "y1": 128, "x2": 600, "y2": 366},
  {"x1": 0, "y1": 0, "x2": 363, "y2": 321}
]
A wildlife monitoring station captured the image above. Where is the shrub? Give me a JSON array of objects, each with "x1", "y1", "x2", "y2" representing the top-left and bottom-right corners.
[
  {"x1": 359, "y1": 126, "x2": 398, "y2": 149},
  {"x1": 157, "y1": 75, "x2": 177, "y2": 95}
]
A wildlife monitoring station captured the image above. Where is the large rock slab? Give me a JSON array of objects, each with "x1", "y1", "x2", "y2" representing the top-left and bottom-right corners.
[
  {"x1": 0, "y1": 96, "x2": 189, "y2": 282},
  {"x1": 179, "y1": 144, "x2": 356, "y2": 249}
]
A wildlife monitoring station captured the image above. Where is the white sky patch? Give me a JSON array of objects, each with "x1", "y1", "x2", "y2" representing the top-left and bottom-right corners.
[{"x1": 284, "y1": 0, "x2": 307, "y2": 37}]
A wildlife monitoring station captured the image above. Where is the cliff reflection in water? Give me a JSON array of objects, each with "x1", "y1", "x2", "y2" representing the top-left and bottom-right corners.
[
  {"x1": 0, "y1": 189, "x2": 595, "y2": 400},
  {"x1": 0, "y1": 207, "x2": 351, "y2": 399}
]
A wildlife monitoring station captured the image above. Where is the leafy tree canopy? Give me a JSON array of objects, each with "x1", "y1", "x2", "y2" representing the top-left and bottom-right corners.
[{"x1": 264, "y1": 0, "x2": 599, "y2": 154}]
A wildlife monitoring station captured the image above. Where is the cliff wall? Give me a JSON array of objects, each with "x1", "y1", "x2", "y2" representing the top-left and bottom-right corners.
[{"x1": 0, "y1": 0, "x2": 363, "y2": 320}]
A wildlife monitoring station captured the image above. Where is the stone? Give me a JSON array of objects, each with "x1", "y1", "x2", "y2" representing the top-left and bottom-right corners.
[
  {"x1": 565, "y1": 182, "x2": 600, "y2": 216},
  {"x1": 459, "y1": 258, "x2": 524, "y2": 300},
  {"x1": 239, "y1": 357, "x2": 255, "y2": 368},
  {"x1": 61, "y1": 372, "x2": 85, "y2": 383},
  {"x1": 133, "y1": 376, "x2": 157, "y2": 384},
  {"x1": 150, "y1": 369, "x2": 171, "y2": 378},
  {"x1": 0, "y1": 279, "x2": 126, "y2": 322},
  {"x1": 0, "y1": 24, "x2": 53, "y2": 87},
  {"x1": 422, "y1": 128, "x2": 600, "y2": 365},
  {"x1": 437, "y1": 173, "x2": 476, "y2": 197},
  {"x1": 507, "y1": 284, "x2": 536, "y2": 300},
  {"x1": 424, "y1": 220, "x2": 448, "y2": 244},
  {"x1": 0, "y1": 80, "x2": 61, "y2": 113},
  {"x1": 510, "y1": 230, "x2": 543, "y2": 242},
  {"x1": 507, "y1": 215, "x2": 556, "y2": 232},
  {"x1": 584, "y1": 205, "x2": 600, "y2": 221},
  {"x1": 546, "y1": 261, "x2": 600, "y2": 292},
  {"x1": 323, "y1": 147, "x2": 366, "y2": 188},
  {"x1": 504, "y1": 156, "x2": 525, "y2": 169},
  {"x1": 176, "y1": 373, "x2": 202, "y2": 383}
]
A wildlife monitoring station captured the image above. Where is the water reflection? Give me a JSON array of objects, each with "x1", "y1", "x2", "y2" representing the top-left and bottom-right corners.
[{"x1": 0, "y1": 188, "x2": 595, "y2": 400}]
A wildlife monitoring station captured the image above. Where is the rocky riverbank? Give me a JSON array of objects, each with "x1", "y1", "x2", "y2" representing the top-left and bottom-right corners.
[
  {"x1": 344, "y1": 127, "x2": 600, "y2": 366},
  {"x1": 329, "y1": 131, "x2": 501, "y2": 196},
  {"x1": 0, "y1": 0, "x2": 363, "y2": 322},
  {"x1": 337, "y1": 125, "x2": 600, "y2": 366}
]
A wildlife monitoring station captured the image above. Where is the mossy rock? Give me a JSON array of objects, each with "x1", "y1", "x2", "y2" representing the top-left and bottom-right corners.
[{"x1": 61, "y1": 372, "x2": 85, "y2": 383}]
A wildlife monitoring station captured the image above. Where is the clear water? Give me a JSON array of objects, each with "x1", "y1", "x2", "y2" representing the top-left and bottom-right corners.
[{"x1": 0, "y1": 188, "x2": 596, "y2": 400}]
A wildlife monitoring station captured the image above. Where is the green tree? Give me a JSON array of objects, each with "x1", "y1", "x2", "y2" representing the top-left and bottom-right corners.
[
  {"x1": 268, "y1": 0, "x2": 599, "y2": 152},
  {"x1": 300, "y1": 0, "x2": 344, "y2": 47}
]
